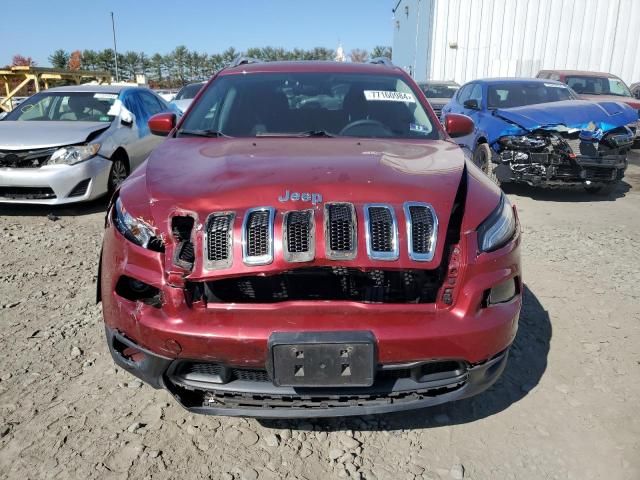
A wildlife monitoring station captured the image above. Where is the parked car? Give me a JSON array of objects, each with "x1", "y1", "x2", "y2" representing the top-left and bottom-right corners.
[
  {"x1": 537, "y1": 70, "x2": 640, "y2": 146},
  {"x1": 155, "y1": 89, "x2": 178, "y2": 102},
  {"x1": 170, "y1": 82, "x2": 206, "y2": 113},
  {"x1": 0, "y1": 85, "x2": 173, "y2": 204},
  {"x1": 99, "y1": 60, "x2": 522, "y2": 418},
  {"x1": 442, "y1": 78, "x2": 637, "y2": 192},
  {"x1": 417, "y1": 80, "x2": 459, "y2": 118}
]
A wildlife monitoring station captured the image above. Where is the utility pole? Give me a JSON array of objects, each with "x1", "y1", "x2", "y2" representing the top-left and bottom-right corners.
[{"x1": 111, "y1": 11, "x2": 119, "y2": 82}]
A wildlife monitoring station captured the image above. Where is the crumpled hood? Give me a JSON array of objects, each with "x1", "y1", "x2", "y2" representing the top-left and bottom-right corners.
[
  {"x1": 0, "y1": 121, "x2": 109, "y2": 150},
  {"x1": 493, "y1": 100, "x2": 638, "y2": 132},
  {"x1": 143, "y1": 137, "x2": 465, "y2": 219}
]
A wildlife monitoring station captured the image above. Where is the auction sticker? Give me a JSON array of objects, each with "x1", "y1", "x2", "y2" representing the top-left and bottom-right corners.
[
  {"x1": 364, "y1": 90, "x2": 416, "y2": 103},
  {"x1": 94, "y1": 93, "x2": 118, "y2": 99}
]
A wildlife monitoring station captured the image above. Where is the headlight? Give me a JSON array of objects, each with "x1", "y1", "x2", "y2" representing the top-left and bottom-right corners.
[
  {"x1": 49, "y1": 144, "x2": 100, "y2": 165},
  {"x1": 113, "y1": 197, "x2": 162, "y2": 250},
  {"x1": 477, "y1": 194, "x2": 516, "y2": 252},
  {"x1": 498, "y1": 135, "x2": 547, "y2": 149}
]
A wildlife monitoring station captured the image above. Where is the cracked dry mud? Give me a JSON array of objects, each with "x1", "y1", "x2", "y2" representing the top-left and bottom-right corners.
[{"x1": 1, "y1": 153, "x2": 639, "y2": 480}]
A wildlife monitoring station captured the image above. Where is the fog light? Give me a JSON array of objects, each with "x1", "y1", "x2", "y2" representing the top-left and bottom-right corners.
[{"x1": 488, "y1": 278, "x2": 517, "y2": 304}]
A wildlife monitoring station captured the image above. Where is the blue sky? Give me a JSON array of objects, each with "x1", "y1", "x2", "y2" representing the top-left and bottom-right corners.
[{"x1": 1, "y1": 0, "x2": 396, "y2": 66}]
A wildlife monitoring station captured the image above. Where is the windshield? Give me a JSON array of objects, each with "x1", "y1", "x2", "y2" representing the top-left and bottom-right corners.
[
  {"x1": 179, "y1": 72, "x2": 439, "y2": 139},
  {"x1": 487, "y1": 82, "x2": 576, "y2": 109},
  {"x1": 565, "y1": 75, "x2": 631, "y2": 97},
  {"x1": 175, "y1": 83, "x2": 204, "y2": 100},
  {"x1": 5, "y1": 91, "x2": 118, "y2": 122},
  {"x1": 419, "y1": 83, "x2": 459, "y2": 99}
]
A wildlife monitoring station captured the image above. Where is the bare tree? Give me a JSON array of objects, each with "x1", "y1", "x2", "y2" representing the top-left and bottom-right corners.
[{"x1": 349, "y1": 49, "x2": 369, "y2": 63}]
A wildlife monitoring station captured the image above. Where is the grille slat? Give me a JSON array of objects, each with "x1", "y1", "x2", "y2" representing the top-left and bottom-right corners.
[
  {"x1": 405, "y1": 202, "x2": 438, "y2": 261},
  {"x1": 0, "y1": 147, "x2": 57, "y2": 168},
  {"x1": 242, "y1": 208, "x2": 275, "y2": 265},
  {"x1": 325, "y1": 203, "x2": 356, "y2": 259},
  {"x1": 284, "y1": 210, "x2": 315, "y2": 262},
  {"x1": 205, "y1": 213, "x2": 234, "y2": 269},
  {"x1": 365, "y1": 205, "x2": 398, "y2": 260}
]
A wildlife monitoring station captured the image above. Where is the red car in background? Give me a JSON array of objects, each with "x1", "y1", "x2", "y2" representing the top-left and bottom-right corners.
[
  {"x1": 98, "y1": 59, "x2": 522, "y2": 418},
  {"x1": 537, "y1": 69, "x2": 640, "y2": 146}
]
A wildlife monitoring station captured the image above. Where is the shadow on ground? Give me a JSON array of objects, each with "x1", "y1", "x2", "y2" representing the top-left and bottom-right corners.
[
  {"x1": 502, "y1": 181, "x2": 630, "y2": 202},
  {"x1": 259, "y1": 284, "x2": 551, "y2": 432},
  {"x1": 0, "y1": 196, "x2": 108, "y2": 218}
]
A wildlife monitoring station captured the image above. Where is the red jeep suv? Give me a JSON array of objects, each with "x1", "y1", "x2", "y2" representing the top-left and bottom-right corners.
[{"x1": 99, "y1": 59, "x2": 522, "y2": 418}]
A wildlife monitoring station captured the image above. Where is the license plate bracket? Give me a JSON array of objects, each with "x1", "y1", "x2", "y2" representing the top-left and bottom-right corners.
[{"x1": 268, "y1": 331, "x2": 376, "y2": 388}]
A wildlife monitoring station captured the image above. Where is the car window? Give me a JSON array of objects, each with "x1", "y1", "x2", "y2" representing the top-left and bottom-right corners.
[
  {"x1": 5, "y1": 91, "x2": 117, "y2": 122},
  {"x1": 565, "y1": 75, "x2": 632, "y2": 97},
  {"x1": 487, "y1": 82, "x2": 575, "y2": 108},
  {"x1": 175, "y1": 83, "x2": 204, "y2": 100},
  {"x1": 456, "y1": 84, "x2": 472, "y2": 105},
  {"x1": 419, "y1": 83, "x2": 459, "y2": 99},
  {"x1": 180, "y1": 72, "x2": 440, "y2": 139},
  {"x1": 469, "y1": 84, "x2": 483, "y2": 107}
]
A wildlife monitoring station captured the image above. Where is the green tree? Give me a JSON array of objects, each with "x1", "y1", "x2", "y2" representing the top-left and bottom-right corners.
[
  {"x1": 82, "y1": 50, "x2": 99, "y2": 70},
  {"x1": 371, "y1": 46, "x2": 392, "y2": 59},
  {"x1": 49, "y1": 49, "x2": 69, "y2": 69}
]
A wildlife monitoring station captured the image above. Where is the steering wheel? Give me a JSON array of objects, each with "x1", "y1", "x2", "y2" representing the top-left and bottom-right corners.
[{"x1": 339, "y1": 119, "x2": 393, "y2": 137}]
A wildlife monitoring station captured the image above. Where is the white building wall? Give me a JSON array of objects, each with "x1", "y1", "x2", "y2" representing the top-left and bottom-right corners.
[{"x1": 392, "y1": 0, "x2": 640, "y2": 85}]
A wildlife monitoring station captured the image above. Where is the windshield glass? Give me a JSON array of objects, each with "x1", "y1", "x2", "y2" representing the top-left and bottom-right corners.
[
  {"x1": 487, "y1": 82, "x2": 575, "y2": 109},
  {"x1": 180, "y1": 72, "x2": 439, "y2": 139},
  {"x1": 175, "y1": 83, "x2": 204, "y2": 100},
  {"x1": 5, "y1": 91, "x2": 118, "y2": 122},
  {"x1": 565, "y1": 75, "x2": 631, "y2": 97},
  {"x1": 419, "y1": 83, "x2": 459, "y2": 98}
]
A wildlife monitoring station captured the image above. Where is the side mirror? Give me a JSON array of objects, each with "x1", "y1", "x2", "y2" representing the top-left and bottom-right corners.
[
  {"x1": 463, "y1": 99, "x2": 479, "y2": 110},
  {"x1": 148, "y1": 112, "x2": 176, "y2": 136},
  {"x1": 444, "y1": 113, "x2": 474, "y2": 138}
]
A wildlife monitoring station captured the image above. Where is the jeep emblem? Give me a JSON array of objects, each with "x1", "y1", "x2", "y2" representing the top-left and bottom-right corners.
[{"x1": 278, "y1": 190, "x2": 323, "y2": 205}]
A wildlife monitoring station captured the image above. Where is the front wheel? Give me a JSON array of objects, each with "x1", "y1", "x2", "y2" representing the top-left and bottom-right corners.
[
  {"x1": 108, "y1": 158, "x2": 129, "y2": 195},
  {"x1": 473, "y1": 143, "x2": 500, "y2": 186}
]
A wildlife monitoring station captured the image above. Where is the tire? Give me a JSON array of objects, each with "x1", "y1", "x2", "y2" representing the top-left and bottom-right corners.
[
  {"x1": 107, "y1": 157, "x2": 129, "y2": 195},
  {"x1": 473, "y1": 143, "x2": 500, "y2": 186}
]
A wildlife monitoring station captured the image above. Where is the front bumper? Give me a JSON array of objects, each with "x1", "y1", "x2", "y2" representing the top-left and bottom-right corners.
[
  {"x1": 106, "y1": 326, "x2": 511, "y2": 418},
  {"x1": 0, "y1": 155, "x2": 111, "y2": 204},
  {"x1": 100, "y1": 215, "x2": 522, "y2": 417}
]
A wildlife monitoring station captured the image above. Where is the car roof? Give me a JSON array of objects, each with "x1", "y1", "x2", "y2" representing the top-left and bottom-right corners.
[
  {"x1": 418, "y1": 80, "x2": 459, "y2": 86},
  {"x1": 470, "y1": 77, "x2": 567, "y2": 85},
  {"x1": 539, "y1": 69, "x2": 620, "y2": 78},
  {"x1": 42, "y1": 84, "x2": 137, "y2": 94},
  {"x1": 219, "y1": 60, "x2": 404, "y2": 76}
]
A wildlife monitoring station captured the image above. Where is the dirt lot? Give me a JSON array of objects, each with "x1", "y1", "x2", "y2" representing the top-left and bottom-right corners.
[{"x1": 1, "y1": 153, "x2": 639, "y2": 480}]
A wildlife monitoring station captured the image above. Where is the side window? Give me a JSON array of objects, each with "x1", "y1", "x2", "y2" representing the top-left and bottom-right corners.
[
  {"x1": 537, "y1": 72, "x2": 548, "y2": 79},
  {"x1": 469, "y1": 84, "x2": 483, "y2": 107},
  {"x1": 457, "y1": 84, "x2": 472, "y2": 105},
  {"x1": 549, "y1": 74, "x2": 560, "y2": 81}
]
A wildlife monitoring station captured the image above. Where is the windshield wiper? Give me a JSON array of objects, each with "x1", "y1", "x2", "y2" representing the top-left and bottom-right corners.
[
  {"x1": 256, "y1": 130, "x2": 336, "y2": 138},
  {"x1": 177, "y1": 129, "x2": 231, "y2": 138},
  {"x1": 296, "y1": 130, "x2": 336, "y2": 137}
]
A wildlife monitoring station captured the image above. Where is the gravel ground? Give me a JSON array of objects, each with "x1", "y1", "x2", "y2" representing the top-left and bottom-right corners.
[{"x1": 1, "y1": 153, "x2": 639, "y2": 480}]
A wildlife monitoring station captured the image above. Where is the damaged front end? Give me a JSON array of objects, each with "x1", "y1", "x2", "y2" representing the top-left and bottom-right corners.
[{"x1": 493, "y1": 125, "x2": 634, "y2": 188}]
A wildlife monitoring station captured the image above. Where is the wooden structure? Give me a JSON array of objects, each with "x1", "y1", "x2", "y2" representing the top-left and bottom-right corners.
[{"x1": 0, "y1": 66, "x2": 112, "y2": 112}]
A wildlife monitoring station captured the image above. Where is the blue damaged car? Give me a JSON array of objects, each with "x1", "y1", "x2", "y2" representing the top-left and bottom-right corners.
[{"x1": 441, "y1": 78, "x2": 637, "y2": 192}]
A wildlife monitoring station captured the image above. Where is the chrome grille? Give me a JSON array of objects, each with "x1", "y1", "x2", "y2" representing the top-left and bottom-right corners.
[
  {"x1": 0, "y1": 147, "x2": 57, "y2": 168},
  {"x1": 242, "y1": 207, "x2": 275, "y2": 265},
  {"x1": 404, "y1": 202, "x2": 438, "y2": 261},
  {"x1": 205, "y1": 213, "x2": 234, "y2": 269},
  {"x1": 283, "y1": 210, "x2": 315, "y2": 263},
  {"x1": 325, "y1": 203, "x2": 357, "y2": 260},
  {"x1": 365, "y1": 204, "x2": 398, "y2": 260}
]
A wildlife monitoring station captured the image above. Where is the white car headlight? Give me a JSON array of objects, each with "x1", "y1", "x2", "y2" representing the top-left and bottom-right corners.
[
  {"x1": 477, "y1": 194, "x2": 516, "y2": 252},
  {"x1": 49, "y1": 144, "x2": 100, "y2": 165},
  {"x1": 113, "y1": 197, "x2": 160, "y2": 249}
]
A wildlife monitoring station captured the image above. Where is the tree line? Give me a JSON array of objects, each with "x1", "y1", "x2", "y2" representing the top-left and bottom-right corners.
[{"x1": 43, "y1": 45, "x2": 392, "y2": 87}]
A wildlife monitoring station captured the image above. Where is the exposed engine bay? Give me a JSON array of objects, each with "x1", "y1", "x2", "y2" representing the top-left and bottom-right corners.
[{"x1": 492, "y1": 125, "x2": 635, "y2": 187}]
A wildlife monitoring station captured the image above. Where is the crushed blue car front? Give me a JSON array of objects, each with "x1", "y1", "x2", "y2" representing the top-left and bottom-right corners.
[{"x1": 443, "y1": 78, "x2": 637, "y2": 187}]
